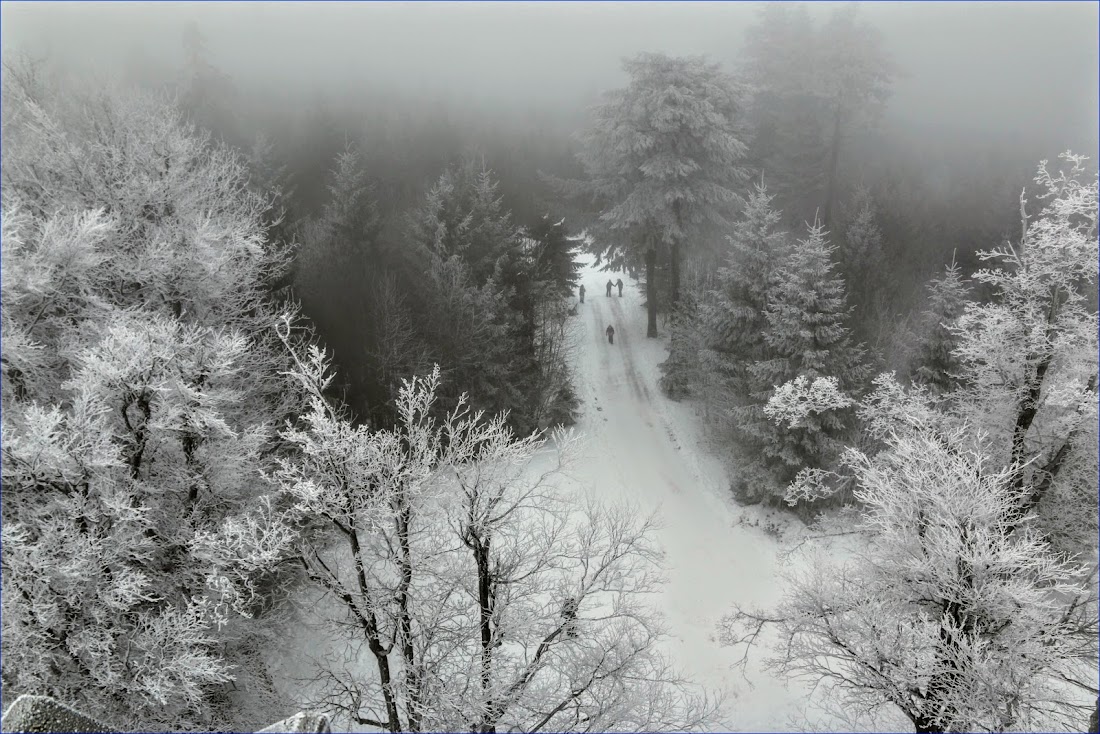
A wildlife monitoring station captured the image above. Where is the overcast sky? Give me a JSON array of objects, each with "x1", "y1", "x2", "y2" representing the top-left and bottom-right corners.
[{"x1": 3, "y1": 1, "x2": 1097, "y2": 151}]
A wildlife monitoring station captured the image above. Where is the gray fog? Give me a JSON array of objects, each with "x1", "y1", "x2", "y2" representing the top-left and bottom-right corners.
[{"x1": 2, "y1": 1, "x2": 1097, "y2": 151}]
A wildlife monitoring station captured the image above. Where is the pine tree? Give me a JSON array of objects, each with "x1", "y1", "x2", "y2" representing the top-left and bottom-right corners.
[
  {"x1": 659, "y1": 284, "x2": 706, "y2": 399},
  {"x1": 524, "y1": 213, "x2": 580, "y2": 298},
  {"x1": 910, "y1": 259, "x2": 970, "y2": 394},
  {"x1": 294, "y1": 144, "x2": 384, "y2": 420},
  {"x1": 569, "y1": 53, "x2": 751, "y2": 337},
  {"x1": 744, "y1": 222, "x2": 867, "y2": 499},
  {"x1": 698, "y1": 183, "x2": 790, "y2": 418},
  {"x1": 837, "y1": 185, "x2": 888, "y2": 315},
  {"x1": 742, "y1": 4, "x2": 895, "y2": 227},
  {"x1": 405, "y1": 162, "x2": 530, "y2": 429},
  {"x1": 406, "y1": 155, "x2": 517, "y2": 286}
]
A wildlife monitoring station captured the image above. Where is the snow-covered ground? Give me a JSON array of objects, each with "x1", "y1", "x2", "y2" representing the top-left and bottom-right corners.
[
  {"x1": 265, "y1": 260, "x2": 856, "y2": 732},
  {"x1": 569, "y1": 262, "x2": 816, "y2": 731}
]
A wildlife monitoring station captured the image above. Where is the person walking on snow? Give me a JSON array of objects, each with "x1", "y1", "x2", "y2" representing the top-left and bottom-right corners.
[
  {"x1": 606, "y1": 280, "x2": 613, "y2": 297},
  {"x1": 606, "y1": 324, "x2": 615, "y2": 345},
  {"x1": 578, "y1": 284, "x2": 585, "y2": 303},
  {"x1": 616, "y1": 278, "x2": 624, "y2": 297}
]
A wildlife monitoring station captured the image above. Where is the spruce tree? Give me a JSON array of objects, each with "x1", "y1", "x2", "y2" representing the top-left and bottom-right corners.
[
  {"x1": 570, "y1": 53, "x2": 751, "y2": 337},
  {"x1": 837, "y1": 185, "x2": 888, "y2": 317},
  {"x1": 744, "y1": 222, "x2": 868, "y2": 499},
  {"x1": 910, "y1": 259, "x2": 970, "y2": 394},
  {"x1": 294, "y1": 145, "x2": 384, "y2": 420},
  {"x1": 699, "y1": 183, "x2": 790, "y2": 415}
]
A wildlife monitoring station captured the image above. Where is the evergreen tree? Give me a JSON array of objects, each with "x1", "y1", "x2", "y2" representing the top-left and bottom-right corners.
[
  {"x1": 909, "y1": 259, "x2": 970, "y2": 394},
  {"x1": 523, "y1": 213, "x2": 580, "y2": 297},
  {"x1": 407, "y1": 155, "x2": 517, "y2": 286},
  {"x1": 293, "y1": 144, "x2": 385, "y2": 420},
  {"x1": 698, "y1": 183, "x2": 790, "y2": 416},
  {"x1": 405, "y1": 162, "x2": 533, "y2": 430},
  {"x1": 179, "y1": 22, "x2": 241, "y2": 145},
  {"x1": 570, "y1": 53, "x2": 751, "y2": 337},
  {"x1": 836, "y1": 185, "x2": 888, "y2": 315},
  {"x1": 743, "y1": 222, "x2": 867, "y2": 500},
  {"x1": 742, "y1": 3, "x2": 895, "y2": 227}
]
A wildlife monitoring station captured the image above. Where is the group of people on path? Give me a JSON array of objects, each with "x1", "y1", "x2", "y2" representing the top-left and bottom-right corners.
[
  {"x1": 577, "y1": 278, "x2": 623, "y2": 345},
  {"x1": 578, "y1": 278, "x2": 623, "y2": 303}
]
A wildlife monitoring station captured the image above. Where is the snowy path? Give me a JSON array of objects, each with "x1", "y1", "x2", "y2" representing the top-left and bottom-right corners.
[{"x1": 568, "y1": 263, "x2": 808, "y2": 731}]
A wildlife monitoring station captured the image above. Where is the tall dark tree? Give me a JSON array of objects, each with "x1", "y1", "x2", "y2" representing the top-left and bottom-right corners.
[
  {"x1": 293, "y1": 145, "x2": 385, "y2": 419},
  {"x1": 742, "y1": 3, "x2": 895, "y2": 227},
  {"x1": 572, "y1": 53, "x2": 751, "y2": 337}
]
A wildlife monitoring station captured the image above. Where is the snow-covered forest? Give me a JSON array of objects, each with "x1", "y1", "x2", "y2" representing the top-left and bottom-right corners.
[{"x1": 1, "y1": 2, "x2": 1097, "y2": 732}]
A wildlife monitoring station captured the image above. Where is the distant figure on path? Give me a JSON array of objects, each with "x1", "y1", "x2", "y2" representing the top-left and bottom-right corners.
[
  {"x1": 606, "y1": 280, "x2": 613, "y2": 297},
  {"x1": 579, "y1": 284, "x2": 586, "y2": 303},
  {"x1": 616, "y1": 278, "x2": 624, "y2": 297},
  {"x1": 606, "y1": 324, "x2": 615, "y2": 344}
]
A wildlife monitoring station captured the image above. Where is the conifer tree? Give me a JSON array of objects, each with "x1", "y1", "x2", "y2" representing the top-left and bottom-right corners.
[
  {"x1": 294, "y1": 144, "x2": 384, "y2": 419},
  {"x1": 910, "y1": 259, "x2": 970, "y2": 394},
  {"x1": 836, "y1": 186, "x2": 888, "y2": 316},
  {"x1": 698, "y1": 183, "x2": 790, "y2": 417},
  {"x1": 744, "y1": 222, "x2": 867, "y2": 499},
  {"x1": 571, "y1": 53, "x2": 751, "y2": 337}
]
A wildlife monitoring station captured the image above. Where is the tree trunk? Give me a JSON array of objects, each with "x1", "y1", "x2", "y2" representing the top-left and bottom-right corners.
[
  {"x1": 823, "y1": 105, "x2": 843, "y2": 228},
  {"x1": 670, "y1": 241, "x2": 681, "y2": 311},
  {"x1": 395, "y1": 505, "x2": 421, "y2": 732},
  {"x1": 646, "y1": 244, "x2": 658, "y2": 338},
  {"x1": 1087, "y1": 696, "x2": 1099, "y2": 733},
  {"x1": 670, "y1": 201, "x2": 683, "y2": 309},
  {"x1": 349, "y1": 527, "x2": 403, "y2": 733},
  {"x1": 912, "y1": 719, "x2": 943, "y2": 734},
  {"x1": 474, "y1": 538, "x2": 496, "y2": 733}
]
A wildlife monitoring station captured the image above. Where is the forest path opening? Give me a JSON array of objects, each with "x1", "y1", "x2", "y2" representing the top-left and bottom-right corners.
[{"x1": 567, "y1": 261, "x2": 812, "y2": 731}]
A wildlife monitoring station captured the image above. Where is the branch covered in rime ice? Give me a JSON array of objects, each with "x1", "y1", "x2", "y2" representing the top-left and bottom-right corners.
[
  {"x1": 720, "y1": 420, "x2": 1098, "y2": 732},
  {"x1": 765, "y1": 375, "x2": 855, "y2": 429}
]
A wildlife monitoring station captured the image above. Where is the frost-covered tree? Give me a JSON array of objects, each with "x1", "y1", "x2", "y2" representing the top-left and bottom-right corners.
[
  {"x1": 1, "y1": 69, "x2": 302, "y2": 729},
  {"x1": 953, "y1": 153, "x2": 1098, "y2": 556},
  {"x1": 721, "y1": 421, "x2": 1098, "y2": 732},
  {"x1": 571, "y1": 53, "x2": 751, "y2": 336},
  {"x1": 697, "y1": 182, "x2": 790, "y2": 417},
  {"x1": 728, "y1": 154, "x2": 1099, "y2": 731},
  {"x1": 909, "y1": 259, "x2": 970, "y2": 395},
  {"x1": 740, "y1": 222, "x2": 867, "y2": 500},
  {"x1": 273, "y1": 331, "x2": 715, "y2": 732}
]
